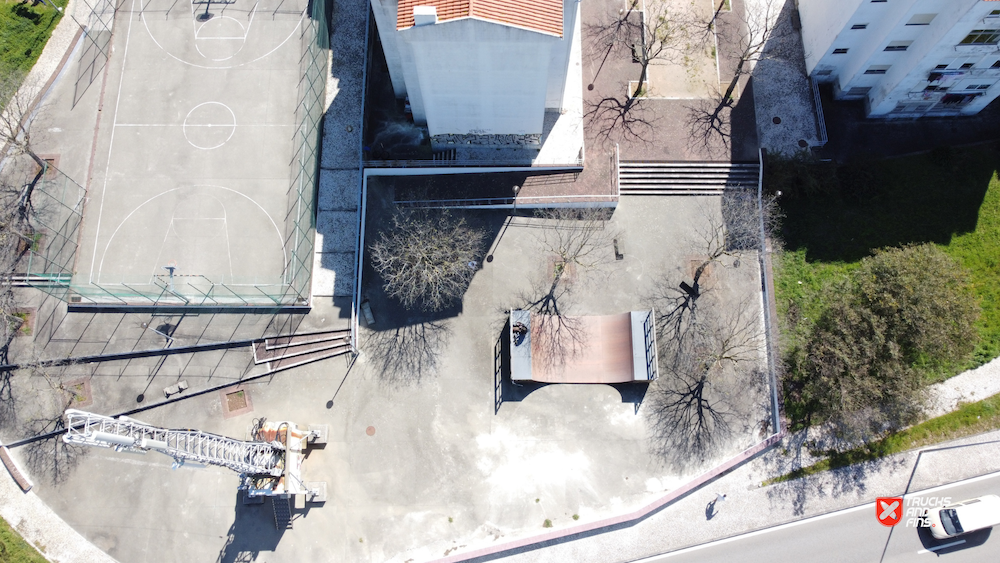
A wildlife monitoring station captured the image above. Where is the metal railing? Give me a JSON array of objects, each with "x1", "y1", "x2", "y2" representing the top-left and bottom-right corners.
[
  {"x1": 756, "y1": 148, "x2": 781, "y2": 434},
  {"x1": 365, "y1": 157, "x2": 585, "y2": 168}
]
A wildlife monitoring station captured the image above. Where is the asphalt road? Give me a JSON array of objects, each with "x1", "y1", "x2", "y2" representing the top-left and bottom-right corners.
[{"x1": 634, "y1": 472, "x2": 1000, "y2": 563}]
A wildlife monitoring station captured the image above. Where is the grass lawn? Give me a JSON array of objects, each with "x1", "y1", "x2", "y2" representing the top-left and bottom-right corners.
[
  {"x1": 0, "y1": 0, "x2": 69, "y2": 79},
  {"x1": 770, "y1": 145, "x2": 1000, "y2": 425},
  {"x1": 0, "y1": 515, "x2": 48, "y2": 563},
  {"x1": 765, "y1": 392, "x2": 1000, "y2": 485},
  {"x1": 773, "y1": 145, "x2": 1000, "y2": 370}
]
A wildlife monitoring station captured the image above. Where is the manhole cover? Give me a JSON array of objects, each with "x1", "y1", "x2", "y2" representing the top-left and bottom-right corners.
[
  {"x1": 366, "y1": 426, "x2": 376, "y2": 436},
  {"x1": 772, "y1": 116, "x2": 781, "y2": 124},
  {"x1": 226, "y1": 390, "x2": 248, "y2": 411},
  {"x1": 798, "y1": 139, "x2": 809, "y2": 147}
]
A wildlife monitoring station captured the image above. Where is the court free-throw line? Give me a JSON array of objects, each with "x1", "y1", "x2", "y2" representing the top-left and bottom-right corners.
[{"x1": 140, "y1": 4, "x2": 303, "y2": 69}]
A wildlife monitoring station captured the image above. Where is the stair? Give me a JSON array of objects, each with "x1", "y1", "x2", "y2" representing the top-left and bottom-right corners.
[
  {"x1": 272, "y1": 496, "x2": 292, "y2": 529},
  {"x1": 618, "y1": 161, "x2": 759, "y2": 196},
  {"x1": 252, "y1": 329, "x2": 353, "y2": 372}
]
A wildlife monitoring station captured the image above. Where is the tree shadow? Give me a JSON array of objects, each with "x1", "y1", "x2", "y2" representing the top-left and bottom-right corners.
[
  {"x1": 760, "y1": 430, "x2": 911, "y2": 516},
  {"x1": 21, "y1": 415, "x2": 86, "y2": 485},
  {"x1": 362, "y1": 321, "x2": 450, "y2": 386},
  {"x1": 770, "y1": 145, "x2": 998, "y2": 264},
  {"x1": 215, "y1": 492, "x2": 287, "y2": 563}
]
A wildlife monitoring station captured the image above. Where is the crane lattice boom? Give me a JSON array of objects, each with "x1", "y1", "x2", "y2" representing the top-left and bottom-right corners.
[{"x1": 63, "y1": 409, "x2": 284, "y2": 476}]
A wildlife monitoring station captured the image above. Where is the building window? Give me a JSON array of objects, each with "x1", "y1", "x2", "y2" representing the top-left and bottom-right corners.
[
  {"x1": 871, "y1": 0, "x2": 886, "y2": 3},
  {"x1": 816, "y1": 69, "x2": 833, "y2": 76},
  {"x1": 992, "y1": 60, "x2": 1000, "y2": 68},
  {"x1": 852, "y1": 23, "x2": 868, "y2": 30},
  {"x1": 865, "y1": 65, "x2": 891, "y2": 74},
  {"x1": 847, "y1": 87, "x2": 872, "y2": 95},
  {"x1": 885, "y1": 41, "x2": 912, "y2": 51},
  {"x1": 960, "y1": 63, "x2": 975, "y2": 69},
  {"x1": 988, "y1": 10, "x2": 1000, "y2": 18},
  {"x1": 966, "y1": 84, "x2": 991, "y2": 90},
  {"x1": 961, "y1": 29, "x2": 1000, "y2": 45},
  {"x1": 833, "y1": 48, "x2": 849, "y2": 54},
  {"x1": 934, "y1": 64, "x2": 949, "y2": 69},
  {"x1": 906, "y1": 14, "x2": 936, "y2": 26}
]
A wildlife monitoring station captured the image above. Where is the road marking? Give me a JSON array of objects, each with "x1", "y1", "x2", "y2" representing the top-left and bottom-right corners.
[{"x1": 917, "y1": 539, "x2": 965, "y2": 554}]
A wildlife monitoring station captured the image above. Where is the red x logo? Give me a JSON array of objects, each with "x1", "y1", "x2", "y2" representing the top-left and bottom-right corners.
[{"x1": 877, "y1": 497, "x2": 903, "y2": 527}]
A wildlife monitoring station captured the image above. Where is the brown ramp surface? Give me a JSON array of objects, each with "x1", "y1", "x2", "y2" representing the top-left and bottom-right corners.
[{"x1": 530, "y1": 312, "x2": 634, "y2": 383}]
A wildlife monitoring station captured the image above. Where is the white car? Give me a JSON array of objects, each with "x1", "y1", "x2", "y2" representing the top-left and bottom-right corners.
[{"x1": 924, "y1": 495, "x2": 1000, "y2": 540}]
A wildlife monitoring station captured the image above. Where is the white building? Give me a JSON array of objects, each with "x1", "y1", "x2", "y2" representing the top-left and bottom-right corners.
[
  {"x1": 370, "y1": 0, "x2": 578, "y2": 142},
  {"x1": 798, "y1": 0, "x2": 1000, "y2": 117}
]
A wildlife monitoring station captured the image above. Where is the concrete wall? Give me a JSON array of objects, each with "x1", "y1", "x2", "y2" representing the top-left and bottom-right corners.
[
  {"x1": 371, "y1": 0, "x2": 407, "y2": 98},
  {"x1": 798, "y1": 0, "x2": 1000, "y2": 117},
  {"x1": 545, "y1": 0, "x2": 578, "y2": 109},
  {"x1": 797, "y1": 0, "x2": 863, "y2": 73},
  {"x1": 397, "y1": 19, "x2": 557, "y2": 135}
]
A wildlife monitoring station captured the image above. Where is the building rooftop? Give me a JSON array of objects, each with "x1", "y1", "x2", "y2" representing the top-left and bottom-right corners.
[{"x1": 396, "y1": 0, "x2": 563, "y2": 37}]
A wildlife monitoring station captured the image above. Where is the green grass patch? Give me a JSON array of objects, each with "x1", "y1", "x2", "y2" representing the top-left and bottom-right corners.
[
  {"x1": 765, "y1": 392, "x2": 1000, "y2": 485},
  {"x1": 0, "y1": 0, "x2": 69, "y2": 79},
  {"x1": 0, "y1": 515, "x2": 48, "y2": 563},
  {"x1": 772, "y1": 146, "x2": 1000, "y2": 395}
]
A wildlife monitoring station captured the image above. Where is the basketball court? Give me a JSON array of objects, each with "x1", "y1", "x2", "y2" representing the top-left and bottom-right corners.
[{"x1": 74, "y1": 0, "x2": 312, "y2": 301}]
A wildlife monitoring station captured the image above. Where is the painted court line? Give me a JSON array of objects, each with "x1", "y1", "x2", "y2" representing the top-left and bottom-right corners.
[{"x1": 89, "y1": 0, "x2": 138, "y2": 284}]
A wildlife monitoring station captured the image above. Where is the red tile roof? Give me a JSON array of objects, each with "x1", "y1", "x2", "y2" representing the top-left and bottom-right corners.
[{"x1": 397, "y1": 0, "x2": 563, "y2": 37}]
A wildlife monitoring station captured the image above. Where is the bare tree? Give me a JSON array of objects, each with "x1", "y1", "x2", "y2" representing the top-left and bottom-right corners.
[
  {"x1": 521, "y1": 208, "x2": 618, "y2": 315},
  {"x1": 0, "y1": 71, "x2": 37, "y2": 159},
  {"x1": 0, "y1": 71, "x2": 52, "y2": 353},
  {"x1": 585, "y1": 0, "x2": 693, "y2": 141},
  {"x1": 512, "y1": 208, "x2": 620, "y2": 371},
  {"x1": 369, "y1": 210, "x2": 486, "y2": 312},
  {"x1": 648, "y1": 294, "x2": 766, "y2": 467},
  {"x1": 682, "y1": 190, "x2": 779, "y2": 300},
  {"x1": 689, "y1": 0, "x2": 786, "y2": 151}
]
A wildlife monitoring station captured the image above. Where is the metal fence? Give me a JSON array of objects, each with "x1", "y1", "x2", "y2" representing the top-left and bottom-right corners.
[
  {"x1": 25, "y1": 1, "x2": 328, "y2": 307},
  {"x1": 20, "y1": 160, "x2": 85, "y2": 300}
]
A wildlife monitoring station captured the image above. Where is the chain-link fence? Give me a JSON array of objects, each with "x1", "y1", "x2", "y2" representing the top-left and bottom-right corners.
[
  {"x1": 70, "y1": 0, "x2": 116, "y2": 106},
  {"x1": 281, "y1": 0, "x2": 328, "y2": 305},
  {"x1": 24, "y1": 0, "x2": 328, "y2": 307}
]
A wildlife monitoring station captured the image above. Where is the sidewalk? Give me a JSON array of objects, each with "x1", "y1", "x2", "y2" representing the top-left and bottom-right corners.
[{"x1": 481, "y1": 425, "x2": 1000, "y2": 563}]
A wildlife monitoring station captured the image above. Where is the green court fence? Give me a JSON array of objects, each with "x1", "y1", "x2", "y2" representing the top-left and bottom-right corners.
[{"x1": 24, "y1": 1, "x2": 328, "y2": 307}]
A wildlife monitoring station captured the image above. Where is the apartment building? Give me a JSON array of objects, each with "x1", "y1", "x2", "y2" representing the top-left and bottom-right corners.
[{"x1": 798, "y1": 0, "x2": 1000, "y2": 117}]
